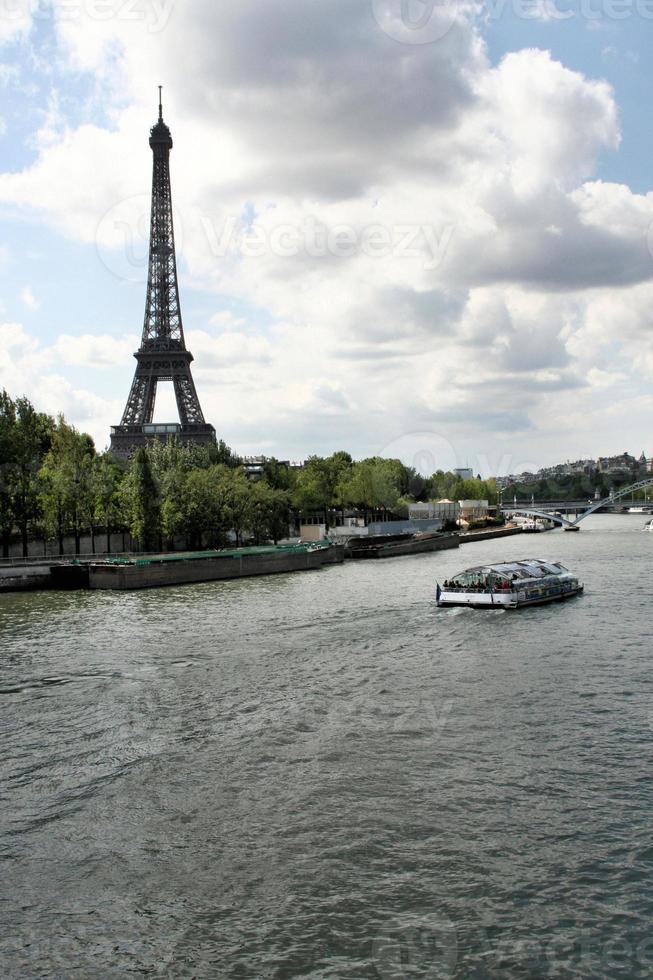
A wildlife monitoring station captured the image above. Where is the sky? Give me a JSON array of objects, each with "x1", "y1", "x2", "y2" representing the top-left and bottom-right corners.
[{"x1": 1, "y1": 0, "x2": 653, "y2": 477}]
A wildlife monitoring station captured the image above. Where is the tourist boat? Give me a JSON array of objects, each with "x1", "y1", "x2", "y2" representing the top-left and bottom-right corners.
[
  {"x1": 511, "y1": 516, "x2": 552, "y2": 533},
  {"x1": 436, "y1": 559, "x2": 583, "y2": 609}
]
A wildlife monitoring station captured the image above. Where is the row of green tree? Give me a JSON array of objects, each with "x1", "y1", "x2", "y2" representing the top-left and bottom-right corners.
[
  {"x1": 0, "y1": 390, "x2": 496, "y2": 556},
  {"x1": 0, "y1": 392, "x2": 248, "y2": 556},
  {"x1": 278, "y1": 455, "x2": 496, "y2": 522}
]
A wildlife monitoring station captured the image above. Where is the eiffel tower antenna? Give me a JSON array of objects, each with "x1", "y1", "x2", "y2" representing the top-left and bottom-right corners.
[{"x1": 110, "y1": 93, "x2": 216, "y2": 459}]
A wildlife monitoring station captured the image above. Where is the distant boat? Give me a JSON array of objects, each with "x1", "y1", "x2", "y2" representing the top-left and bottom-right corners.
[
  {"x1": 437, "y1": 559, "x2": 584, "y2": 609},
  {"x1": 644, "y1": 520, "x2": 653, "y2": 532},
  {"x1": 521, "y1": 519, "x2": 549, "y2": 532},
  {"x1": 511, "y1": 516, "x2": 554, "y2": 532}
]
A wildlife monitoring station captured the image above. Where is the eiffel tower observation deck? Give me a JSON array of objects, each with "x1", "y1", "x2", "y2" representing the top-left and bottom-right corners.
[{"x1": 110, "y1": 89, "x2": 216, "y2": 460}]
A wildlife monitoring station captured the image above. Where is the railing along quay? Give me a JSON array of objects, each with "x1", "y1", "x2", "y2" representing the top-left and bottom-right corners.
[{"x1": 0, "y1": 552, "x2": 163, "y2": 568}]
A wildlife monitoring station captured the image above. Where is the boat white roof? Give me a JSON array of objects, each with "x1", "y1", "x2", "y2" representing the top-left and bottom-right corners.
[{"x1": 454, "y1": 559, "x2": 568, "y2": 577}]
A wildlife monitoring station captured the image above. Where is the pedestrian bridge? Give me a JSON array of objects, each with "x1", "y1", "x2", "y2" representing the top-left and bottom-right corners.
[{"x1": 502, "y1": 477, "x2": 653, "y2": 529}]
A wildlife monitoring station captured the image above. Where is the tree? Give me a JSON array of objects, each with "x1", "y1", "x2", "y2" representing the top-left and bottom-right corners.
[
  {"x1": 337, "y1": 457, "x2": 405, "y2": 520},
  {"x1": 13, "y1": 398, "x2": 54, "y2": 556},
  {"x1": 159, "y1": 464, "x2": 236, "y2": 550},
  {"x1": 292, "y1": 452, "x2": 353, "y2": 527},
  {"x1": 426, "y1": 470, "x2": 461, "y2": 502},
  {"x1": 222, "y1": 467, "x2": 252, "y2": 546},
  {"x1": 211, "y1": 438, "x2": 242, "y2": 469},
  {"x1": 180, "y1": 467, "x2": 226, "y2": 549},
  {"x1": 39, "y1": 418, "x2": 95, "y2": 556},
  {"x1": 160, "y1": 464, "x2": 188, "y2": 548},
  {"x1": 263, "y1": 457, "x2": 294, "y2": 491},
  {"x1": 39, "y1": 451, "x2": 67, "y2": 556},
  {"x1": 93, "y1": 454, "x2": 125, "y2": 553},
  {"x1": 0, "y1": 391, "x2": 17, "y2": 557},
  {"x1": 246, "y1": 482, "x2": 291, "y2": 544},
  {"x1": 123, "y1": 448, "x2": 161, "y2": 552}
]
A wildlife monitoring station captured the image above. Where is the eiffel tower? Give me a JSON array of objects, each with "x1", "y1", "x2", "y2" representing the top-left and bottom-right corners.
[{"x1": 110, "y1": 89, "x2": 216, "y2": 459}]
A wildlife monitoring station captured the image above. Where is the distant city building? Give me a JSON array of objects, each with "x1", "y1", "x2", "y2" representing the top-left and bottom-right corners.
[
  {"x1": 454, "y1": 468, "x2": 474, "y2": 480},
  {"x1": 409, "y1": 500, "x2": 460, "y2": 522},
  {"x1": 597, "y1": 453, "x2": 638, "y2": 474},
  {"x1": 242, "y1": 456, "x2": 305, "y2": 481},
  {"x1": 458, "y1": 499, "x2": 489, "y2": 521},
  {"x1": 242, "y1": 457, "x2": 266, "y2": 481},
  {"x1": 496, "y1": 451, "x2": 650, "y2": 487}
]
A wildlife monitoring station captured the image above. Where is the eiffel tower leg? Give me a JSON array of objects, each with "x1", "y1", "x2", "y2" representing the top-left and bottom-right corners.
[
  {"x1": 173, "y1": 367, "x2": 206, "y2": 425},
  {"x1": 121, "y1": 373, "x2": 158, "y2": 426},
  {"x1": 143, "y1": 377, "x2": 157, "y2": 423}
]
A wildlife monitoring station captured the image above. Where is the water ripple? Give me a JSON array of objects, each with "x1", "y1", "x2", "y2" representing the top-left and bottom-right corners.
[{"x1": 0, "y1": 516, "x2": 652, "y2": 977}]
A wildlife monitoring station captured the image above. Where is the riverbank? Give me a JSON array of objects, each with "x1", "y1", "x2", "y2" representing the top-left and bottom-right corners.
[{"x1": 0, "y1": 527, "x2": 528, "y2": 594}]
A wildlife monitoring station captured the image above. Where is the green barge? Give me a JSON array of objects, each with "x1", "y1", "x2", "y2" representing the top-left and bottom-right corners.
[{"x1": 84, "y1": 542, "x2": 343, "y2": 591}]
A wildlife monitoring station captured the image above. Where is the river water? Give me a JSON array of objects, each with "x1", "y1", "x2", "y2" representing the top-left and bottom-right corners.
[{"x1": 1, "y1": 515, "x2": 651, "y2": 979}]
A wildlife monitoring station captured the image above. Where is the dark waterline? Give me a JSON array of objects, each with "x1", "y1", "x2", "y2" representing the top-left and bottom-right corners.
[{"x1": 1, "y1": 515, "x2": 651, "y2": 978}]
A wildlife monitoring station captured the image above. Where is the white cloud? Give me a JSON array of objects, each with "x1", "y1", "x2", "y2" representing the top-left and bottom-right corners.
[
  {"x1": 0, "y1": 2, "x2": 652, "y2": 463},
  {"x1": 20, "y1": 286, "x2": 40, "y2": 311},
  {"x1": 51, "y1": 332, "x2": 139, "y2": 368},
  {"x1": 0, "y1": 2, "x2": 32, "y2": 44},
  {"x1": 0, "y1": 322, "x2": 128, "y2": 448}
]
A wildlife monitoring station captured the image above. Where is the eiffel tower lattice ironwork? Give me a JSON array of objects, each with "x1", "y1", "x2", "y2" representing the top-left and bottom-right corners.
[{"x1": 110, "y1": 89, "x2": 215, "y2": 459}]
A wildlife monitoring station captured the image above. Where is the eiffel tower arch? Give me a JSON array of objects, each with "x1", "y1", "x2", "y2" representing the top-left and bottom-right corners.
[{"x1": 110, "y1": 90, "x2": 216, "y2": 460}]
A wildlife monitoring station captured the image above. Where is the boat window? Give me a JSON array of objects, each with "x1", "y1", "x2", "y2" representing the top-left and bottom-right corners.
[{"x1": 523, "y1": 563, "x2": 546, "y2": 577}]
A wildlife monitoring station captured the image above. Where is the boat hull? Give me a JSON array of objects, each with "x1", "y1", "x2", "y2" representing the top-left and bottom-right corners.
[{"x1": 437, "y1": 584, "x2": 584, "y2": 609}]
